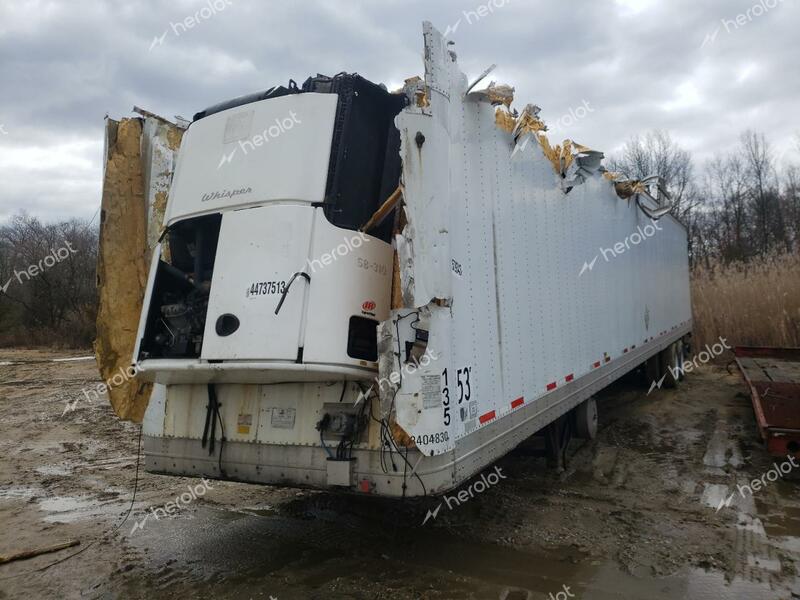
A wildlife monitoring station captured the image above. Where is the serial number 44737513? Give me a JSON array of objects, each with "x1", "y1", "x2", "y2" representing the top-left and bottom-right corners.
[{"x1": 246, "y1": 281, "x2": 286, "y2": 297}]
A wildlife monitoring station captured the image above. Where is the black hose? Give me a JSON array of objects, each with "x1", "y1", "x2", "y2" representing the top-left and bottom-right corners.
[{"x1": 193, "y1": 226, "x2": 204, "y2": 283}]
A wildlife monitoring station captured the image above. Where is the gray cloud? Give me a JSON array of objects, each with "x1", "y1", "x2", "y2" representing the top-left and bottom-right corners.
[{"x1": 0, "y1": 0, "x2": 798, "y2": 223}]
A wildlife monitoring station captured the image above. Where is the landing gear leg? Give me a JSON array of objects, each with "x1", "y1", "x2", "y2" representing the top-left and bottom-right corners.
[{"x1": 545, "y1": 415, "x2": 571, "y2": 472}]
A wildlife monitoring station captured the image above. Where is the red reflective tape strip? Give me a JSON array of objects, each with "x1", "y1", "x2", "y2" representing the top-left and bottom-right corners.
[
  {"x1": 479, "y1": 410, "x2": 496, "y2": 424},
  {"x1": 593, "y1": 361, "x2": 601, "y2": 369},
  {"x1": 546, "y1": 381, "x2": 557, "y2": 391},
  {"x1": 565, "y1": 374, "x2": 574, "y2": 383},
  {"x1": 511, "y1": 397, "x2": 524, "y2": 409}
]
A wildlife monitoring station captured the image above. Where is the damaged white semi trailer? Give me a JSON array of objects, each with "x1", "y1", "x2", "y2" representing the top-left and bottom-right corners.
[{"x1": 134, "y1": 23, "x2": 691, "y2": 497}]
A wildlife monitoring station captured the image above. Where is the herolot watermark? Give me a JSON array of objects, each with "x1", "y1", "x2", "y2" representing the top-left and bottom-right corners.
[
  {"x1": 2, "y1": 241, "x2": 78, "y2": 294},
  {"x1": 548, "y1": 585, "x2": 576, "y2": 600},
  {"x1": 463, "y1": 0, "x2": 513, "y2": 26},
  {"x1": 442, "y1": 0, "x2": 513, "y2": 37},
  {"x1": 353, "y1": 348, "x2": 441, "y2": 410},
  {"x1": 579, "y1": 219, "x2": 663, "y2": 276},
  {"x1": 516, "y1": 100, "x2": 596, "y2": 155},
  {"x1": 716, "y1": 455, "x2": 800, "y2": 512},
  {"x1": 721, "y1": 0, "x2": 785, "y2": 32},
  {"x1": 63, "y1": 363, "x2": 143, "y2": 416},
  {"x1": 422, "y1": 466, "x2": 506, "y2": 524},
  {"x1": 306, "y1": 232, "x2": 370, "y2": 274},
  {"x1": 648, "y1": 336, "x2": 731, "y2": 394},
  {"x1": 217, "y1": 111, "x2": 302, "y2": 168},
  {"x1": 355, "y1": 348, "x2": 441, "y2": 413},
  {"x1": 150, "y1": 0, "x2": 234, "y2": 51},
  {"x1": 548, "y1": 100, "x2": 596, "y2": 136},
  {"x1": 130, "y1": 479, "x2": 214, "y2": 533},
  {"x1": 376, "y1": 348, "x2": 440, "y2": 395},
  {"x1": 701, "y1": 0, "x2": 786, "y2": 48}
]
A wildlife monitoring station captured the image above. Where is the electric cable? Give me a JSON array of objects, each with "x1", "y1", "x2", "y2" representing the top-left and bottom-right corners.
[
  {"x1": 214, "y1": 397, "x2": 227, "y2": 478},
  {"x1": 319, "y1": 429, "x2": 334, "y2": 459}
]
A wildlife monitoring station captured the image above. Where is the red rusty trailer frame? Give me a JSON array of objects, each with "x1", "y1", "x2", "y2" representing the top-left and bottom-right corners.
[{"x1": 734, "y1": 346, "x2": 800, "y2": 457}]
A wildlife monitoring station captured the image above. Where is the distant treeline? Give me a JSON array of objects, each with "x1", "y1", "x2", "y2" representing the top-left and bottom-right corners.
[
  {"x1": 609, "y1": 129, "x2": 800, "y2": 265},
  {"x1": 0, "y1": 214, "x2": 98, "y2": 348}
]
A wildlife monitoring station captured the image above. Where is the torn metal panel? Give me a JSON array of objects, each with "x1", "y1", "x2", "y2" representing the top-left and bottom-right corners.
[
  {"x1": 394, "y1": 110, "x2": 453, "y2": 306},
  {"x1": 391, "y1": 22, "x2": 465, "y2": 308},
  {"x1": 421, "y1": 21, "x2": 463, "y2": 102},
  {"x1": 469, "y1": 81, "x2": 515, "y2": 107},
  {"x1": 96, "y1": 114, "x2": 183, "y2": 422},
  {"x1": 96, "y1": 117, "x2": 152, "y2": 422},
  {"x1": 401, "y1": 76, "x2": 430, "y2": 108},
  {"x1": 510, "y1": 103, "x2": 546, "y2": 138},
  {"x1": 378, "y1": 305, "x2": 454, "y2": 454},
  {"x1": 141, "y1": 117, "x2": 184, "y2": 247},
  {"x1": 495, "y1": 107, "x2": 516, "y2": 133},
  {"x1": 562, "y1": 143, "x2": 606, "y2": 188}
]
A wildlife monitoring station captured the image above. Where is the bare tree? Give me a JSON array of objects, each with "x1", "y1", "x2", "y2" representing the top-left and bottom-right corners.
[
  {"x1": 783, "y1": 165, "x2": 800, "y2": 252},
  {"x1": 608, "y1": 129, "x2": 698, "y2": 221},
  {"x1": 739, "y1": 130, "x2": 782, "y2": 254},
  {"x1": 0, "y1": 213, "x2": 98, "y2": 347},
  {"x1": 705, "y1": 153, "x2": 751, "y2": 261},
  {"x1": 608, "y1": 130, "x2": 703, "y2": 264}
]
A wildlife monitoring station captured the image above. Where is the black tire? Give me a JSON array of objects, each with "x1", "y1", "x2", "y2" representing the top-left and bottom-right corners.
[
  {"x1": 574, "y1": 397, "x2": 598, "y2": 440},
  {"x1": 645, "y1": 354, "x2": 661, "y2": 385},
  {"x1": 675, "y1": 340, "x2": 686, "y2": 381}
]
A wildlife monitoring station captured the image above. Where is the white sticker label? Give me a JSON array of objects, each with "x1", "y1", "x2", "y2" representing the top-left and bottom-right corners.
[
  {"x1": 421, "y1": 374, "x2": 442, "y2": 409},
  {"x1": 223, "y1": 110, "x2": 254, "y2": 143},
  {"x1": 271, "y1": 407, "x2": 296, "y2": 429}
]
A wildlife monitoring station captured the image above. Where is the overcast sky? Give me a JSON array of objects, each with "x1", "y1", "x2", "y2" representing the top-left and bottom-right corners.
[{"x1": 0, "y1": 0, "x2": 798, "y2": 224}]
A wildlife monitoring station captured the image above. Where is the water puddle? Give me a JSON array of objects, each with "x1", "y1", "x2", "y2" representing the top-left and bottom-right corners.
[
  {"x1": 38, "y1": 494, "x2": 127, "y2": 523},
  {"x1": 700, "y1": 483, "x2": 732, "y2": 511},
  {"x1": 35, "y1": 463, "x2": 74, "y2": 476},
  {"x1": 702, "y1": 422, "x2": 743, "y2": 470},
  {"x1": 123, "y1": 502, "x2": 799, "y2": 599},
  {"x1": 0, "y1": 485, "x2": 44, "y2": 500}
]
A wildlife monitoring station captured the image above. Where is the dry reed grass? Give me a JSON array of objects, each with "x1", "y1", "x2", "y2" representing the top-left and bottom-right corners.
[{"x1": 691, "y1": 252, "x2": 800, "y2": 350}]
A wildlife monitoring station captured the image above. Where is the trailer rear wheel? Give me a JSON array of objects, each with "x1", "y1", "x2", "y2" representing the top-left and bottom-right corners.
[
  {"x1": 658, "y1": 342, "x2": 680, "y2": 388},
  {"x1": 645, "y1": 354, "x2": 661, "y2": 385},
  {"x1": 574, "y1": 397, "x2": 598, "y2": 440},
  {"x1": 676, "y1": 340, "x2": 686, "y2": 381}
]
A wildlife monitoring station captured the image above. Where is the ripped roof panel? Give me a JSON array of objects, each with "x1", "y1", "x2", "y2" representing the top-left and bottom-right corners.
[{"x1": 383, "y1": 22, "x2": 690, "y2": 458}]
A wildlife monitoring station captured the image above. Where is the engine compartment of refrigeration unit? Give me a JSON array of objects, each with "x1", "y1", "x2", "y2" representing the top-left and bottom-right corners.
[
  {"x1": 138, "y1": 213, "x2": 222, "y2": 359},
  {"x1": 137, "y1": 73, "x2": 407, "y2": 362}
]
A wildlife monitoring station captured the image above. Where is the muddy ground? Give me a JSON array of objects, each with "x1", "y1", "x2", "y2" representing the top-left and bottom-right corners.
[{"x1": 1, "y1": 349, "x2": 799, "y2": 600}]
